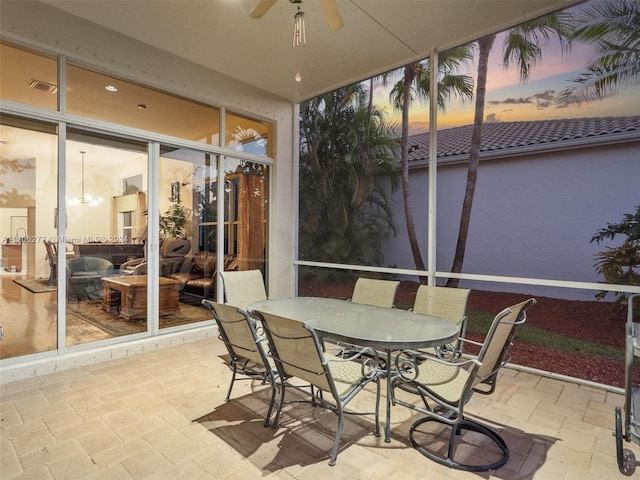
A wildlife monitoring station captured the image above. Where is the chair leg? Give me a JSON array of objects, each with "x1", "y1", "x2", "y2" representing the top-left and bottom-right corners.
[
  {"x1": 225, "y1": 365, "x2": 237, "y2": 402},
  {"x1": 263, "y1": 375, "x2": 278, "y2": 428},
  {"x1": 409, "y1": 416, "x2": 509, "y2": 472},
  {"x1": 328, "y1": 405, "x2": 345, "y2": 466},
  {"x1": 271, "y1": 378, "x2": 287, "y2": 429},
  {"x1": 373, "y1": 377, "x2": 381, "y2": 437}
]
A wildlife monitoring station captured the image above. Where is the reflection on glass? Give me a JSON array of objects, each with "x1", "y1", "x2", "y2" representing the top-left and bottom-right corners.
[
  {"x1": 158, "y1": 148, "x2": 216, "y2": 326},
  {"x1": 0, "y1": 117, "x2": 58, "y2": 359},
  {"x1": 67, "y1": 63, "x2": 220, "y2": 143},
  {"x1": 186, "y1": 156, "x2": 269, "y2": 283},
  {"x1": 65, "y1": 132, "x2": 148, "y2": 345},
  {"x1": 225, "y1": 111, "x2": 272, "y2": 157},
  {"x1": 0, "y1": 41, "x2": 58, "y2": 110}
]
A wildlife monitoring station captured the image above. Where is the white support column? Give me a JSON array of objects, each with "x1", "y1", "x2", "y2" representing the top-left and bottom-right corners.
[
  {"x1": 427, "y1": 49, "x2": 438, "y2": 286},
  {"x1": 57, "y1": 121, "x2": 67, "y2": 352},
  {"x1": 147, "y1": 142, "x2": 160, "y2": 334}
]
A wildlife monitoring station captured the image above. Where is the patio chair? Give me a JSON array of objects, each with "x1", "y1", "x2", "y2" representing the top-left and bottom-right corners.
[
  {"x1": 255, "y1": 309, "x2": 381, "y2": 466},
  {"x1": 201, "y1": 300, "x2": 278, "y2": 427},
  {"x1": 390, "y1": 298, "x2": 536, "y2": 472},
  {"x1": 350, "y1": 277, "x2": 400, "y2": 308},
  {"x1": 412, "y1": 285, "x2": 470, "y2": 356},
  {"x1": 338, "y1": 277, "x2": 400, "y2": 354},
  {"x1": 220, "y1": 269, "x2": 267, "y2": 311}
]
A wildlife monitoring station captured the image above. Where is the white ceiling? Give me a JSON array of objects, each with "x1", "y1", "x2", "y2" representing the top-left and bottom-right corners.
[{"x1": 39, "y1": 0, "x2": 579, "y2": 104}]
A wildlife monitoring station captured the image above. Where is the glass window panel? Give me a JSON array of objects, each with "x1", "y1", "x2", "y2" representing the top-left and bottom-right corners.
[
  {"x1": 65, "y1": 132, "x2": 148, "y2": 344},
  {"x1": 0, "y1": 116, "x2": 58, "y2": 358},
  {"x1": 225, "y1": 111, "x2": 272, "y2": 157},
  {"x1": 159, "y1": 147, "x2": 216, "y2": 324},
  {"x1": 0, "y1": 41, "x2": 58, "y2": 110},
  {"x1": 66, "y1": 63, "x2": 220, "y2": 143},
  {"x1": 222, "y1": 159, "x2": 268, "y2": 276}
]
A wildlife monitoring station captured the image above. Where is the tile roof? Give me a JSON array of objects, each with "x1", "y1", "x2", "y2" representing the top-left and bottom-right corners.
[{"x1": 407, "y1": 115, "x2": 640, "y2": 163}]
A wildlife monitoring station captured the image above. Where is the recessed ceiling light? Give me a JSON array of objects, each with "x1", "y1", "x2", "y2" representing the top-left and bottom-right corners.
[{"x1": 105, "y1": 85, "x2": 118, "y2": 92}]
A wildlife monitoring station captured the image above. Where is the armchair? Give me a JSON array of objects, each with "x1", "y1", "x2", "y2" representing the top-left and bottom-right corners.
[
  {"x1": 119, "y1": 237, "x2": 190, "y2": 276},
  {"x1": 390, "y1": 298, "x2": 536, "y2": 472},
  {"x1": 67, "y1": 256, "x2": 114, "y2": 300}
]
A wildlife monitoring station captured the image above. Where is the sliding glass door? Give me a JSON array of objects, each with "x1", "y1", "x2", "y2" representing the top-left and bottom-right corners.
[
  {"x1": 156, "y1": 147, "x2": 217, "y2": 328},
  {"x1": 0, "y1": 117, "x2": 58, "y2": 359},
  {"x1": 65, "y1": 132, "x2": 148, "y2": 346}
]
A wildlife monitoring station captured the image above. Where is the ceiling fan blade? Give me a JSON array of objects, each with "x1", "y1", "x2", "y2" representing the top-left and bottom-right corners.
[
  {"x1": 249, "y1": 0, "x2": 278, "y2": 19},
  {"x1": 319, "y1": 0, "x2": 344, "y2": 31}
]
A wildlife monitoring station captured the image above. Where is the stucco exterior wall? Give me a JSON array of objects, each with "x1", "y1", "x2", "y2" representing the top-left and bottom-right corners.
[{"x1": 383, "y1": 140, "x2": 640, "y2": 300}]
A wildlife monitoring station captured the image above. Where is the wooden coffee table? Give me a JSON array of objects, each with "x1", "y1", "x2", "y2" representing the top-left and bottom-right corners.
[{"x1": 101, "y1": 275, "x2": 181, "y2": 320}]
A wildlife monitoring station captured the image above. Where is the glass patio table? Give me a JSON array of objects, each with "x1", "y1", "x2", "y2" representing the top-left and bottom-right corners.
[{"x1": 248, "y1": 296, "x2": 459, "y2": 442}]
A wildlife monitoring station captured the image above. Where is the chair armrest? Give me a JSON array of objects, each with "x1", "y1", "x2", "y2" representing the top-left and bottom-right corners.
[
  {"x1": 458, "y1": 336, "x2": 483, "y2": 348},
  {"x1": 325, "y1": 346, "x2": 381, "y2": 379},
  {"x1": 394, "y1": 349, "x2": 481, "y2": 384}
]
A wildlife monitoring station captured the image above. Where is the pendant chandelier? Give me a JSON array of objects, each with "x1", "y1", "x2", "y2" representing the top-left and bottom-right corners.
[{"x1": 68, "y1": 151, "x2": 103, "y2": 206}]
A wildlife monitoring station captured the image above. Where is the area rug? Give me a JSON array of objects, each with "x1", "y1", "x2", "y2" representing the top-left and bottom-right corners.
[
  {"x1": 67, "y1": 301, "x2": 213, "y2": 337},
  {"x1": 13, "y1": 278, "x2": 57, "y2": 293}
]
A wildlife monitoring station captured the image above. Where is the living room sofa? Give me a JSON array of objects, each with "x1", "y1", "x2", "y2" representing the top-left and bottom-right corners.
[{"x1": 169, "y1": 251, "x2": 237, "y2": 299}]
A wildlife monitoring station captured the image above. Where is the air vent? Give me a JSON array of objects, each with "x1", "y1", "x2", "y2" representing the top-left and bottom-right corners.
[{"x1": 27, "y1": 79, "x2": 58, "y2": 93}]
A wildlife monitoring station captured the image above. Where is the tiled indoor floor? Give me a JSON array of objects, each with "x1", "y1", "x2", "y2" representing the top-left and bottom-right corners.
[{"x1": 0, "y1": 336, "x2": 635, "y2": 479}]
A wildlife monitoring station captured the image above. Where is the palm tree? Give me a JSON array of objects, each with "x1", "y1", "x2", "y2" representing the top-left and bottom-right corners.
[
  {"x1": 446, "y1": 12, "x2": 573, "y2": 287},
  {"x1": 386, "y1": 48, "x2": 474, "y2": 278},
  {"x1": 560, "y1": 0, "x2": 640, "y2": 103},
  {"x1": 298, "y1": 84, "x2": 400, "y2": 285}
]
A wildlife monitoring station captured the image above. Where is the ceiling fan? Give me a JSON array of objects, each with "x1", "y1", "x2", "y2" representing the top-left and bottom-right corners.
[{"x1": 250, "y1": 0, "x2": 344, "y2": 32}]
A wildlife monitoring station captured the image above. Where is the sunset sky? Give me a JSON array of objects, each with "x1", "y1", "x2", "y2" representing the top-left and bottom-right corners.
[{"x1": 371, "y1": 1, "x2": 640, "y2": 135}]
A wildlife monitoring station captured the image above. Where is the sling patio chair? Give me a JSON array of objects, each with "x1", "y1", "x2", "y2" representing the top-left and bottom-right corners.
[
  {"x1": 255, "y1": 309, "x2": 381, "y2": 466},
  {"x1": 390, "y1": 298, "x2": 536, "y2": 472},
  {"x1": 201, "y1": 300, "x2": 278, "y2": 427},
  {"x1": 350, "y1": 277, "x2": 400, "y2": 308},
  {"x1": 412, "y1": 285, "x2": 471, "y2": 357},
  {"x1": 335, "y1": 277, "x2": 400, "y2": 357},
  {"x1": 219, "y1": 269, "x2": 267, "y2": 311}
]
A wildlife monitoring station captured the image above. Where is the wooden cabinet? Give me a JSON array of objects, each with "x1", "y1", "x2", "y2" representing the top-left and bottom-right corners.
[
  {"x1": 111, "y1": 192, "x2": 147, "y2": 242},
  {"x1": 2, "y1": 244, "x2": 23, "y2": 272}
]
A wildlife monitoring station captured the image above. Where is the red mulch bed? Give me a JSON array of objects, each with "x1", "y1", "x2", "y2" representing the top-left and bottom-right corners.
[
  {"x1": 465, "y1": 288, "x2": 633, "y2": 388},
  {"x1": 300, "y1": 280, "x2": 635, "y2": 388}
]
